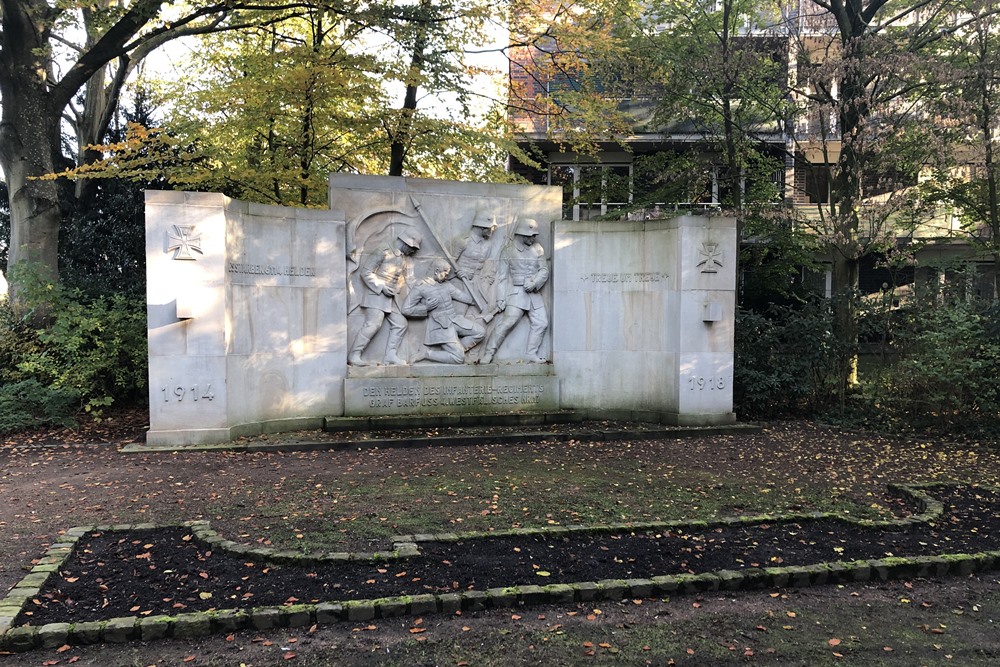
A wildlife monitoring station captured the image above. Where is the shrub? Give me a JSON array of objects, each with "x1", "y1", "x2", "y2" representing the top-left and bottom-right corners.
[
  {"x1": 734, "y1": 299, "x2": 844, "y2": 418},
  {"x1": 873, "y1": 294, "x2": 1000, "y2": 432},
  {"x1": 1, "y1": 268, "x2": 147, "y2": 422},
  {"x1": 0, "y1": 380, "x2": 80, "y2": 434}
]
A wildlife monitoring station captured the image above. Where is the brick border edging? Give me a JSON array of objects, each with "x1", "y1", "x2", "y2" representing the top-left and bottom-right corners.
[{"x1": 0, "y1": 482, "x2": 988, "y2": 653}]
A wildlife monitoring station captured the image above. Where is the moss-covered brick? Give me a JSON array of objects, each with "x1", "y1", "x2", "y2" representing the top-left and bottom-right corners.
[
  {"x1": 316, "y1": 602, "x2": 344, "y2": 624},
  {"x1": 574, "y1": 581, "x2": 600, "y2": 601},
  {"x1": 138, "y1": 615, "x2": 174, "y2": 641},
  {"x1": 395, "y1": 545, "x2": 420, "y2": 558},
  {"x1": 625, "y1": 578, "x2": 655, "y2": 598},
  {"x1": 544, "y1": 583, "x2": 576, "y2": 603},
  {"x1": 375, "y1": 597, "x2": 408, "y2": 618},
  {"x1": 344, "y1": 601, "x2": 376, "y2": 622},
  {"x1": 486, "y1": 587, "x2": 518, "y2": 609},
  {"x1": 462, "y1": 588, "x2": 492, "y2": 611},
  {"x1": 251, "y1": 607, "x2": 282, "y2": 630},
  {"x1": 463, "y1": 590, "x2": 489, "y2": 611},
  {"x1": 849, "y1": 561, "x2": 872, "y2": 582},
  {"x1": 37, "y1": 622, "x2": 71, "y2": 649},
  {"x1": 438, "y1": 593, "x2": 462, "y2": 614},
  {"x1": 596, "y1": 579, "x2": 629, "y2": 601},
  {"x1": 211, "y1": 609, "x2": 248, "y2": 632},
  {"x1": 785, "y1": 566, "x2": 813, "y2": 588},
  {"x1": 825, "y1": 562, "x2": 850, "y2": 583},
  {"x1": 29, "y1": 564, "x2": 60, "y2": 574},
  {"x1": 408, "y1": 594, "x2": 437, "y2": 615},
  {"x1": 68, "y1": 621, "x2": 104, "y2": 645},
  {"x1": 173, "y1": 613, "x2": 211, "y2": 639},
  {"x1": 1, "y1": 625, "x2": 39, "y2": 652},
  {"x1": 682, "y1": 573, "x2": 721, "y2": 593},
  {"x1": 103, "y1": 617, "x2": 138, "y2": 643},
  {"x1": 324, "y1": 552, "x2": 351, "y2": 563},
  {"x1": 868, "y1": 560, "x2": 891, "y2": 582},
  {"x1": 17, "y1": 572, "x2": 51, "y2": 588},
  {"x1": 271, "y1": 550, "x2": 302, "y2": 563},
  {"x1": 764, "y1": 568, "x2": 790, "y2": 588},
  {"x1": 517, "y1": 585, "x2": 547, "y2": 605},
  {"x1": 716, "y1": 570, "x2": 744, "y2": 591},
  {"x1": 649, "y1": 575, "x2": 679, "y2": 595}
]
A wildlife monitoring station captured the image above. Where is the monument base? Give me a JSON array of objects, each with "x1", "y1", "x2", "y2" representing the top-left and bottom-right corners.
[{"x1": 344, "y1": 364, "x2": 560, "y2": 417}]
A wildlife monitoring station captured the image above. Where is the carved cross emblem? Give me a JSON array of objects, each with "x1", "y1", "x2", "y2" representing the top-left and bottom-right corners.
[
  {"x1": 166, "y1": 225, "x2": 203, "y2": 260},
  {"x1": 697, "y1": 241, "x2": 723, "y2": 273}
]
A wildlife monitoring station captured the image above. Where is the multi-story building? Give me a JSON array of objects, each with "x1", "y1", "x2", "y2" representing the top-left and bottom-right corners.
[{"x1": 508, "y1": 1, "x2": 997, "y2": 301}]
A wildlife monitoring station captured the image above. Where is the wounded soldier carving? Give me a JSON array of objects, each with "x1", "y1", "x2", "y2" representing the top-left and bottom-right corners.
[{"x1": 403, "y1": 258, "x2": 486, "y2": 364}]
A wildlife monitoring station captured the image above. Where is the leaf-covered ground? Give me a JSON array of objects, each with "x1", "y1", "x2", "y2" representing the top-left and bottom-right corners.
[{"x1": 4, "y1": 412, "x2": 1000, "y2": 664}]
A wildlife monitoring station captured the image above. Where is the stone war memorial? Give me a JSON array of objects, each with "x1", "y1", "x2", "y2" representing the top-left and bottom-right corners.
[{"x1": 145, "y1": 175, "x2": 736, "y2": 446}]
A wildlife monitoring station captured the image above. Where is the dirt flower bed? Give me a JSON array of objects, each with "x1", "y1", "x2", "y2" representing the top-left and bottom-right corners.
[{"x1": 16, "y1": 485, "x2": 1000, "y2": 626}]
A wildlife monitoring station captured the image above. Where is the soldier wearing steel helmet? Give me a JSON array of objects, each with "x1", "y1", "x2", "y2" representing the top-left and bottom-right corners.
[
  {"x1": 480, "y1": 218, "x2": 549, "y2": 364},
  {"x1": 349, "y1": 230, "x2": 422, "y2": 366},
  {"x1": 452, "y1": 209, "x2": 498, "y2": 315}
]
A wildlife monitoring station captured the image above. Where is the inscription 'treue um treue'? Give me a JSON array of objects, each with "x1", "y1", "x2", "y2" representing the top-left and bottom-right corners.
[{"x1": 361, "y1": 383, "x2": 547, "y2": 409}]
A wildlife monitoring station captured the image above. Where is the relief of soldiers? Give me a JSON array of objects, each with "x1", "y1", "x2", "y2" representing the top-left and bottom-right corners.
[
  {"x1": 480, "y1": 218, "x2": 549, "y2": 364},
  {"x1": 403, "y1": 258, "x2": 486, "y2": 363},
  {"x1": 348, "y1": 230, "x2": 422, "y2": 366},
  {"x1": 452, "y1": 210, "x2": 497, "y2": 312}
]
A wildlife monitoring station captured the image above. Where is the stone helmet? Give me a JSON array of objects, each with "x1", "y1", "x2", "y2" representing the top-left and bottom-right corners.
[
  {"x1": 514, "y1": 218, "x2": 539, "y2": 237},
  {"x1": 472, "y1": 210, "x2": 495, "y2": 229},
  {"x1": 397, "y1": 230, "x2": 422, "y2": 249}
]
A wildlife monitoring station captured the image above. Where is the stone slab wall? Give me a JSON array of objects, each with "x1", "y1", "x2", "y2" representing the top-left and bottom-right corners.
[
  {"x1": 553, "y1": 216, "x2": 736, "y2": 425},
  {"x1": 146, "y1": 191, "x2": 346, "y2": 445}
]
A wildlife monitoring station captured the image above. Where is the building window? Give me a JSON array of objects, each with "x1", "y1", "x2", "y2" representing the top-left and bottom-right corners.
[
  {"x1": 804, "y1": 163, "x2": 831, "y2": 204},
  {"x1": 550, "y1": 164, "x2": 632, "y2": 221}
]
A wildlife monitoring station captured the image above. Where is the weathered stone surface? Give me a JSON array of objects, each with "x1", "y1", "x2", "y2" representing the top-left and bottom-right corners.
[
  {"x1": 145, "y1": 191, "x2": 346, "y2": 447},
  {"x1": 103, "y1": 617, "x2": 137, "y2": 643},
  {"x1": 173, "y1": 613, "x2": 211, "y2": 639},
  {"x1": 68, "y1": 621, "x2": 104, "y2": 645},
  {"x1": 139, "y1": 616, "x2": 174, "y2": 641},
  {"x1": 37, "y1": 622, "x2": 71, "y2": 648},
  {"x1": 408, "y1": 595, "x2": 438, "y2": 615},
  {"x1": 344, "y1": 601, "x2": 376, "y2": 622},
  {"x1": 251, "y1": 608, "x2": 282, "y2": 630},
  {"x1": 316, "y1": 603, "x2": 344, "y2": 623}
]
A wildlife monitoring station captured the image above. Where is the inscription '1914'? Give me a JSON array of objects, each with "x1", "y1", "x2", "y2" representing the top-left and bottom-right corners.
[{"x1": 161, "y1": 384, "x2": 215, "y2": 402}]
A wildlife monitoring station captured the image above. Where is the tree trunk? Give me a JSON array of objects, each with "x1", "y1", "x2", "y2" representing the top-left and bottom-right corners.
[
  {"x1": 389, "y1": 1, "x2": 430, "y2": 177},
  {"x1": 0, "y1": 0, "x2": 65, "y2": 302}
]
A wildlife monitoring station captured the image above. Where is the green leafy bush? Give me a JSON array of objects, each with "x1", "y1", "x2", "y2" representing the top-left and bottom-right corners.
[
  {"x1": 0, "y1": 380, "x2": 80, "y2": 433},
  {"x1": 872, "y1": 293, "x2": 1000, "y2": 432},
  {"x1": 734, "y1": 300, "x2": 844, "y2": 418},
  {"x1": 0, "y1": 268, "x2": 147, "y2": 426}
]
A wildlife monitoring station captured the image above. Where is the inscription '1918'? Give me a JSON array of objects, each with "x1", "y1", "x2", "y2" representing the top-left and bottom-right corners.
[
  {"x1": 687, "y1": 376, "x2": 726, "y2": 391},
  {"x1": 161, "y1": 384, "x2": 215, "y2": 402}
]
